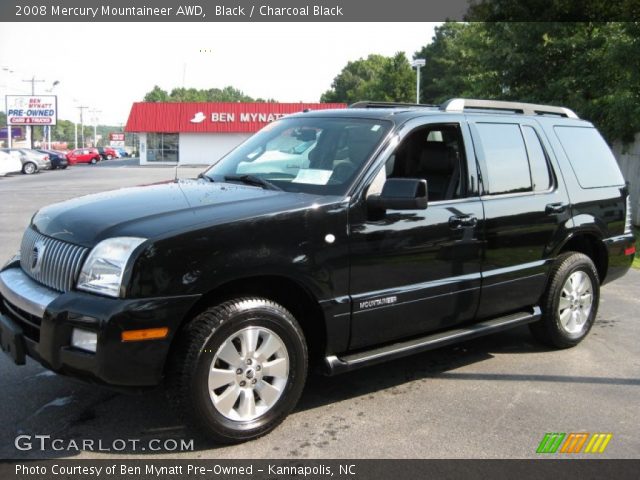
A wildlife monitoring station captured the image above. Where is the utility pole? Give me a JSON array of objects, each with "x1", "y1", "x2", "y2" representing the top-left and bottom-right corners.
[
  {"x1": 76, "y1": 105, "x2": 88, "y2": 147},
  {"x1": 45, "y1": 80, "x2": 59, "y2": 149},
  {"x1": 90, "y1": 109, "x2": 101, "y2": 147},
  {"x1": 22, "y1": 75, "x2": 45, "y2": 148}
]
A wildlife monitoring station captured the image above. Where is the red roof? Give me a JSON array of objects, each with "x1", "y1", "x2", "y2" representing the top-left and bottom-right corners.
[{"x1": 125, "y1": 102, "x2": 346, "y2": 133}]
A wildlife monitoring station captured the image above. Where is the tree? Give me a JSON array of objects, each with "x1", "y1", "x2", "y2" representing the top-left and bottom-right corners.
[
  {"x1": 143, "y1": 85, "x2": 170, "y2": 102},
  {"x1": 321, "y1": 52, "x2": 416, "y2": 104},
  {"x1": 414, "y1": 21, "x2": 640, "y2": 142},
  {"x1": 413, "y1": 22, "x2": 492, "y2": 104}
]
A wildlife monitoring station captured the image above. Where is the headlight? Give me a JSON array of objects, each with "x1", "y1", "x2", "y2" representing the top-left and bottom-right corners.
[{"x1": 77, "y1": 237, "x2": 146, "y2": 297}]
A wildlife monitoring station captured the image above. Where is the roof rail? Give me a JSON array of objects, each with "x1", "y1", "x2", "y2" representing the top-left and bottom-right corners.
[
  {"x1": 440, "y1": 98, "x2": 579, "y2": 119},
  {"x1": 349, "y1": 101, "x2": 436, "y2": 109}
]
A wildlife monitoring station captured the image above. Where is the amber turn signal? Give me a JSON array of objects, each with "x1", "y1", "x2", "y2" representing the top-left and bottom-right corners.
[{"x1": 121, "y1": 327, "x2": 169, "y2": 342}]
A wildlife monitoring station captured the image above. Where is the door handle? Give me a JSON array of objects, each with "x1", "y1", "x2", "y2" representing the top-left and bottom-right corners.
[
  {"x1": 545, "y1": 203, "x2": 567, "y2": 215},
  {"x1": 449, "y1": 214, "x2": 478, "y2": 229}
]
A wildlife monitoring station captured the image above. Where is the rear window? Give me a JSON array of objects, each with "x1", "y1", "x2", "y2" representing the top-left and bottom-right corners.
[{"x1": 554, "y1": 126, "x2": 624, "y2": 188}]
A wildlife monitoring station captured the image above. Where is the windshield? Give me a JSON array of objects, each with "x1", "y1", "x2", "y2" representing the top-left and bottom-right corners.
[{"x1": 203, "y1": 116, "x2": 391, "y2": 195}]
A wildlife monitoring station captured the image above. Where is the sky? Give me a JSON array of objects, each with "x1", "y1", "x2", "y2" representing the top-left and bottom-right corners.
[{"x1": 0, "y1": 22, "x2": 438, "y2": 126}]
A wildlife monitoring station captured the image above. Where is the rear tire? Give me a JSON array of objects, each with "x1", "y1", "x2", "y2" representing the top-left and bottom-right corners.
[
  {"x1": 166, "y1": 298, "x2": 307, "y2": 444},
  {"x1": 90, "y1": 157, "x2": 98, "y2": 164},
  {"x1": 529, "y1": 252, "x2": 600, "y2": 348},
  {"x1": 22, "y1": 162, "x2": 37, "y2": 175}
]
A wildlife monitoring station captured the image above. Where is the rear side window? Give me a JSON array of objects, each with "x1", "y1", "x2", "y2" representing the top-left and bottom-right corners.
[
  {"x1": 475, "y1": 123, "x2": 532, "y2": 194},
  {"x1": 554, "y1": 126, "x2": 624, "y2": 188}
]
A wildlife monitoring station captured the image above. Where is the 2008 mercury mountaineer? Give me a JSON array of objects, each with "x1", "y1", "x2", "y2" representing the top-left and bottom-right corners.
[{"x1": 0, "y1": 99, "x2": 635, "y2": 443}]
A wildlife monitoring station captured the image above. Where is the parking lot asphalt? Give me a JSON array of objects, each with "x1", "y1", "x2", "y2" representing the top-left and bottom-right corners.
[{"x1": 0, "y1": 162, "x2": 638, "y2": 459}]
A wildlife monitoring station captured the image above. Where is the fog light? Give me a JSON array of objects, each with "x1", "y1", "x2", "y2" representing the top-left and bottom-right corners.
[{"x1": 71, "y1": 329, "x2": 97, "y2": 353}]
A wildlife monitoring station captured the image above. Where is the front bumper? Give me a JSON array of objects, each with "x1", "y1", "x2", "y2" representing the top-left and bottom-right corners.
[{"x1": 0, "y1": 267, "x2": 200, "y2": 387}]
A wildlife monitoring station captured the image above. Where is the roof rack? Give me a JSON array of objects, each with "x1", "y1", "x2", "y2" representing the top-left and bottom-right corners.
[
  {"x1": 440, "y1": 98, "x2": 579, "y2": 119},
  {"x1": 348, "y1": 101, "x2": 436, "y2": 109}
]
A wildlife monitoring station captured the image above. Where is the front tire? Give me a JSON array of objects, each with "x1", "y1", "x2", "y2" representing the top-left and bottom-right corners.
[
  {"x1": 167, "y1": 298, "x2": 308, "y2": 444},
  {"x1": 530, "y1": 252, "x2": 600, "y2": 348},
  {"x1": 90, "y1": 157, "x2": 98, "y2": 164}
]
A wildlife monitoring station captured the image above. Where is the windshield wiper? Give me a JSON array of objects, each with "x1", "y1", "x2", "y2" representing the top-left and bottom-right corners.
[
  {"x1": 197, "y1": 172, "x2": 214, "y2": 182},
  {"x1": 223, "y1": 174, "x2": 282, "y2": 191}
]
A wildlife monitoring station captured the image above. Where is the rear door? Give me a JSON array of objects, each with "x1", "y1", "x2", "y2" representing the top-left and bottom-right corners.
[{"x1": 468, "y1": 117, "x2": 571, "y2": 319}]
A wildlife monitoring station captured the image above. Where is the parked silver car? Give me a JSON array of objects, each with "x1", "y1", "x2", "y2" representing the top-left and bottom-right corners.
[{"x1": 0, "y1": 148, "x2": 51, "y2": 174}]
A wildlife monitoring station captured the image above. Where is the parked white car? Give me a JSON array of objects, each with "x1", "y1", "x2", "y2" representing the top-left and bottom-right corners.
[{"x1": 0, "y1": 150, "x2": 22, "y2": 177}]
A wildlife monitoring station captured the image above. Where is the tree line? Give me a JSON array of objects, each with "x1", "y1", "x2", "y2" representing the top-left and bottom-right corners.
[
  {"x1": 321, "y1": 21, "x2": 640, "y2": 143},
  {"x1": 143, "y1": 85, "x2": 275, "y2": 103}
]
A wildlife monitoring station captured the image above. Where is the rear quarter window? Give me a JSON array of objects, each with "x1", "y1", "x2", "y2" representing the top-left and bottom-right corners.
[{"x1": 554, "y1": 126, "x2": 624, "y2": 188}]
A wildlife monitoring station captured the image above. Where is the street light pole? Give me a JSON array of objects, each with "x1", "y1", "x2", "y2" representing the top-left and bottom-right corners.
[
  {"x1": 90, "y1": 109, "x2": 101, "y2": 147},
  {"x1": 411, "y1": 59, "x2": 426, "y2": 104},
  {"x1": 45, "y1": 80, "x2": 59, "y2": 149},
  {"x1": 22, "y1": 75, "x2": 45, "y2": 149},
  {"x1": 76, "y1": 105, "x2": 88, "y2": 147},
  {"x1": 2, "y1": 66, "x2": 15, "y2": 148}
]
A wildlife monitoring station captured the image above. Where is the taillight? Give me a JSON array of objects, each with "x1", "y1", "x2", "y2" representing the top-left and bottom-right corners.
[{"x1": 625, "y1": 195, "x2": 633, "y2": 234}]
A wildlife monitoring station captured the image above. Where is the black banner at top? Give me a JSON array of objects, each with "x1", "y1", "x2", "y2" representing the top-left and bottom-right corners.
[{"x1": 1, "y1": 0, "x2": 639, "y2": 22}]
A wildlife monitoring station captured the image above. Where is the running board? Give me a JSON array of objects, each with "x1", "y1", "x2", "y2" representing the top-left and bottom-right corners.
[{"x1": 324, "y1": 307, "x2": 541, "y2": 375}]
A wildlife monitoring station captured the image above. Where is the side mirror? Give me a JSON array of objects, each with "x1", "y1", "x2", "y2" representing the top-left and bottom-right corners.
[{"x1": 368, "y1": 178, "x2": 428, "y2": 211}]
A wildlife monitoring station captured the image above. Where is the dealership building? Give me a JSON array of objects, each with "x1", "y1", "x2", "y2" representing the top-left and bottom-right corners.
[{"x1": 125, "y1": 102, "x2": 345, "y2": 165}]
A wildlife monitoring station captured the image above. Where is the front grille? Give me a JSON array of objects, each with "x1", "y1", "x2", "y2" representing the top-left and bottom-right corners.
[{"x1": 19, "y1": 228, "x2": 89, "y2": 293}]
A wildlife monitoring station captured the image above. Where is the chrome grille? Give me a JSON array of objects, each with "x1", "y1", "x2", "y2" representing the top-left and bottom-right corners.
[{"x1": 19, "y1": 228, "x2": 89, "y2": 292}]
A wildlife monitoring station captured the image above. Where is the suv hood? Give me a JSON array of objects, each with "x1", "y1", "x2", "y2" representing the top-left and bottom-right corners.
[{"x1": 31, "y1": 179, "x2": 325, "y2": 247}]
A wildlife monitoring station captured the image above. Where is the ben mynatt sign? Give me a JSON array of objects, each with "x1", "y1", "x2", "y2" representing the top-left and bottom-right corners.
[{"x1": 6, "y1": 95, "x2": 57, "y2": 125}]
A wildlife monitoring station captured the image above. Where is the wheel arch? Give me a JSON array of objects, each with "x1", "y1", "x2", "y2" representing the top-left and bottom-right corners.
[
  {"x1": 173, "y1": 274, "x2": 327, "y2": 369},
  {"x1": 556, "y1": 231, "x2": 608, "y2": 283}
]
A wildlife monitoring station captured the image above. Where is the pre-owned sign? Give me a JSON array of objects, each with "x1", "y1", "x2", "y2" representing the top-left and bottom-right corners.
[{"x1": 6, "y1": 95, "x2": 57, "y2": 125}]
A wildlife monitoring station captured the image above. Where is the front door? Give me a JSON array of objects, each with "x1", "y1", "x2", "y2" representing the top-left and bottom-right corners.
[{"x1": 348, "y1": 120, "x2": 484, "y2": 350}]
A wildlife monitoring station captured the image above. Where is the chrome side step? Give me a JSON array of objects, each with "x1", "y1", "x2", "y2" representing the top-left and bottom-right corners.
[{"x1": 324, "y1": 307, "x2": 541, "y2": 375}]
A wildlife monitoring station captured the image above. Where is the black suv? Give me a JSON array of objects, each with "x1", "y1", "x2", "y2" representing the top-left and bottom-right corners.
[{"x1": 0, "y1": 99, "x2": 635, "y2": 443}]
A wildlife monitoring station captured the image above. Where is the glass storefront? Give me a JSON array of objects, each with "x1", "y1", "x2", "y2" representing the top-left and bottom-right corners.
[{"x1": 146, "y1": 133, "x2": 179, "y2": 162}]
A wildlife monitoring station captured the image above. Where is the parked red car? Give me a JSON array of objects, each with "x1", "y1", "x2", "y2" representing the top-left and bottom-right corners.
[
  {"x1": 66, "y1": 148, "x2": 101, "y2": 165},
  {"x1": 98, "y1": 147, "x2": 118, "y2": 160}
]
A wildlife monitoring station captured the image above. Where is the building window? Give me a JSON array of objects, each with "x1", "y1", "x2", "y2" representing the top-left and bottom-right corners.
[{"x1": 147, "y1": 133, "x2": 179, "y2": 162}]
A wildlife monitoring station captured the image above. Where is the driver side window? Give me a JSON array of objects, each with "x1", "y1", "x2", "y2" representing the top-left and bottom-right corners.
[{"x1": 371, "y1": 124, "x2": 467, "y2": 202}]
